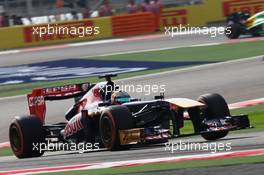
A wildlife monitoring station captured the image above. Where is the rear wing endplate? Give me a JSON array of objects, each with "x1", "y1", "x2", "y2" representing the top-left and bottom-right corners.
[{"x1": 27, "y1": 83, "x2": 92, "y2": 123}]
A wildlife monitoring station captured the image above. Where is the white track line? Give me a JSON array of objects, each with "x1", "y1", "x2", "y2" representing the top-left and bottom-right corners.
[
  {"x1": 0, "y1": 50, "x2": 20, "y2": 55},
  {"x1": 1, "y1": 149, "x2": 264, "y2": 175},
  {"x1": 118, "y1": 55, "x2": 263, "y2": 81},
  {"x1": 68, "y1": 38, "x2": 125, "y2": 47},
  {"x1": 93, "y1": 43, "x2": 222, "y2": 57}
]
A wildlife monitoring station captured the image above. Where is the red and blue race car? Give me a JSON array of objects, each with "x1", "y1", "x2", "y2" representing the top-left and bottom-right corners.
[{"x1": 9, "y1": 74, "x2": 250, "y2": 158}]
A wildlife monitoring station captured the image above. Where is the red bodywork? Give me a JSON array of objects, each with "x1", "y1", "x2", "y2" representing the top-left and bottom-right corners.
[{"x1": 27, "y1": 83, "x2": 94, "y2": 124}]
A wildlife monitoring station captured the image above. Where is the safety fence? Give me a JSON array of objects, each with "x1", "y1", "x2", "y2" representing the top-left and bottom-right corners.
[{"x1": 0, "y1": 0, "x2": 263, "y2": 50}]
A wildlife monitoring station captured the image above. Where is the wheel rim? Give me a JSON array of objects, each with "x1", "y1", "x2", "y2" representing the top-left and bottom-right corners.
[
  {"x1": 101, "y1": 116, "x2": 113, "y2": 144},
  {"x1": 10, "y1": 125, "x2": 21, "y2": 152}
]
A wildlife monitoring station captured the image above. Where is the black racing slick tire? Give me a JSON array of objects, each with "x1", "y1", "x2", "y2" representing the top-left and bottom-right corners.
[
  {"x1": 225, "y1": 23, "x2": 241, "y2": 39},
  {"x1": 198, "y1": 93, "x2": 230, "y2": 119},
  {"x1": 99, "y1": 105, "x2": 134, "y2": 151},
  {"x1": 197, "y1": 93, "x2": 229, "y2": 141},
  {"x1": 9, "y1": 116, "x2": 45, "y2": 158},
  {"x1": 200, "y1": 131, "x2": 228, "y2": 141},
  {"x1": 251, "y1": 25, "x2": 262, "y2": 37}
]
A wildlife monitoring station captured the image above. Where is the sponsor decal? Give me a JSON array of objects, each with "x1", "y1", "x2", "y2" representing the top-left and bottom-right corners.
[
  {"x1": 44, "y1": 85, "x2": 78, "y2": 95},
  {"x1": 223, "y1": 0, "x2": 264, "y2": 16},
  {"x1": 64, "y1": 115, "x2": 84, "y2": 138},
  {"x1": 78, "y1": 99, "x2": 88, "y2": 112},
  {"x1": 28, "y1": 96, "x2": 45, "y2": 107},
  {"x1": 0, "y1": 59, "x2": 216, "y2": 85},
  {"x1": 161, "y1": 9, "x2": 188, "y2": 27}
]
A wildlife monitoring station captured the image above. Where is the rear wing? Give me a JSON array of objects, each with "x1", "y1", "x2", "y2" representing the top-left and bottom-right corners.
[{"x1": 27, "y1": 83, "x2": 93, "y2": 124}]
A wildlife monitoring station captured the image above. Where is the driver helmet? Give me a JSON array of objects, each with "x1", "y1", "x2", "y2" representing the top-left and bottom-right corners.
[{"x1": 111, "y1": 91, "x2": 131, "y2": 104}]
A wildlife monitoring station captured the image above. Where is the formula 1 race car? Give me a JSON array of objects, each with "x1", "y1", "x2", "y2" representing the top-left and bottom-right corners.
[
  {"x1": 225, "y1": 11, "x2": 264, "y2": 39},
  {"x1": 9, "y1": 74, "x2": 250, "y2": 158}
]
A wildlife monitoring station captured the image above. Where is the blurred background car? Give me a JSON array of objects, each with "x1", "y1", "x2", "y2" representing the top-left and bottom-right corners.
[{"x1": 225, "y1": 11, "x2": 264, "y2": 39}]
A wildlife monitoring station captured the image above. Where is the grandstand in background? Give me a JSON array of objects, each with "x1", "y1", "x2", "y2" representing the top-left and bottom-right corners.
[{"x1": 0, "y1": 0, "x2": 203, "y2": 18}]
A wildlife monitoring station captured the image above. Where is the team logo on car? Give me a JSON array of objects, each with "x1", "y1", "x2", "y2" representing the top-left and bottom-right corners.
[
  {"x1": 28, "y1": 96, "x2": 45, "y2": 107},
  {"x1": 64, "y1": 115, "x2": 84, "y2": 138}
]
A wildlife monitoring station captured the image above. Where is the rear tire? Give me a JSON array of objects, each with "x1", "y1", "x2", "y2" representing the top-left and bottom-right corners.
[
  {"x1": 226, "y1": 23, "x2": 241, "y2": 39},
  {"x1": 9, "y1": 116, "x2": 45, "y2": 158},
  {"x1": 99, "y1": 105, "x2": 134, "y2": 150},
  {"x1": 198, "y1": 93, "x2": 229, "y2": 140}
]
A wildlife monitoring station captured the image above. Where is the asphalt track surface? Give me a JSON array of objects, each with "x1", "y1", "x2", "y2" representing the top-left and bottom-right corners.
[
  {"x1": 0, "y1": 33, "x2": 263, "y2": 171},
  {"x1": 0, "y1": 33, "x2": 227, "y2": 67}
]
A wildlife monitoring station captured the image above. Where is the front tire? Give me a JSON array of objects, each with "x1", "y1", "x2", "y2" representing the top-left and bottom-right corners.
[
  {"x1": 200, "y1": 131, "x2": 228, "y2": 141},
  {"x1": 198, "y1": 93, "x2": 229, "y2": 140},
  {"x1": 9, "y1": 116, "x2": 45, "y2": 158},
  {"x1": 99, "y1": 105, "x2": 134, "y2": 151},
  {"x1": 250, "y1": 25, "x2": 262, "y2": 37}
]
